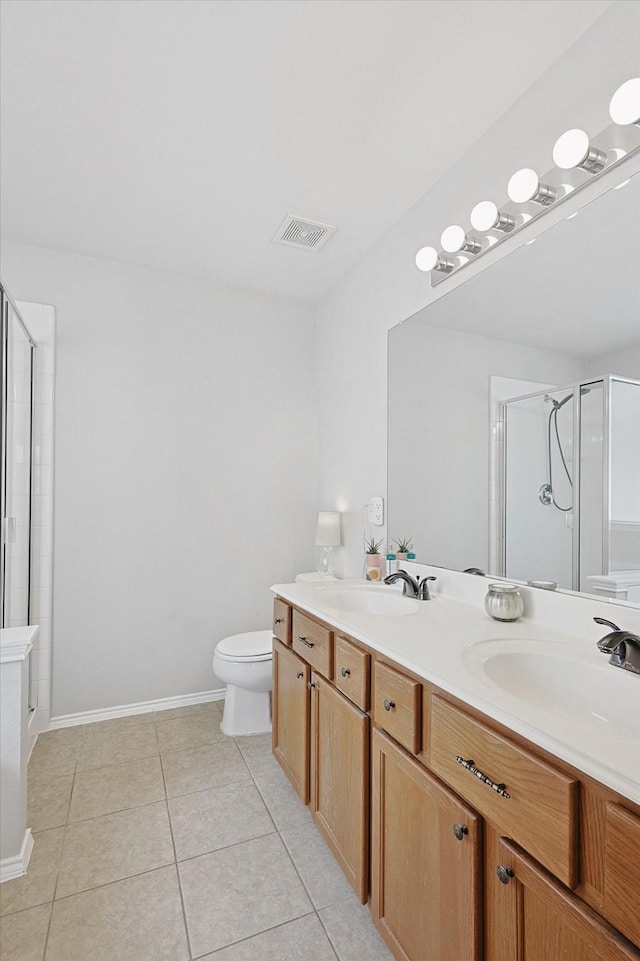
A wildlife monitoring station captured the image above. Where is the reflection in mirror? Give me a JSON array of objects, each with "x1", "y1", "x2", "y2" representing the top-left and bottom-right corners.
[{"x1": 388, "y1": 169, "x2": 640, "y2": 605}]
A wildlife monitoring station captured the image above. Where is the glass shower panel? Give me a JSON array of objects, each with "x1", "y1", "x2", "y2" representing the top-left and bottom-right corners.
[
  {"x1": 504, "y1": 390, "x2": 574, "y2": 589},
  {"x1": 609, "y1": 378, "x2": 640, "y2": 572},
  {"x1": 578, "y1": 382, "x2": 604, "y2": 591},
  {"x1": 1, "y1": 297, "x2": 34, "y2": 627}
]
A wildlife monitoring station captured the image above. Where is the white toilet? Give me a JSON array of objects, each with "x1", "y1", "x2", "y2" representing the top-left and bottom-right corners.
[{"x1": 213, "y1": 630, "x2": 273, "y2": 736}]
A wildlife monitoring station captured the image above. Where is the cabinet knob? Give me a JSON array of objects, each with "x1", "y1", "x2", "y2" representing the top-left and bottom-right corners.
[
  {"x1": 296, "y1": 671, "x2": 304, "y2": 679},
  {"x1": 274, "y1": 617, "x2": 283, "y2": 624},
  {"x1": 308, "y1": 680, "x2": 316, "y2": 689},
  {"x1": 383, "y1": 698, "x2": 396, "y2": 712},
  {"x1": 453, "y1": 823, "x2": 468, "y2": 841},
  {"x1": 496, "y1": 864, "x2": 515, "y2": 885},
  {"x1": 340, "y1": 667, "x2": 351, "y2": 677}
]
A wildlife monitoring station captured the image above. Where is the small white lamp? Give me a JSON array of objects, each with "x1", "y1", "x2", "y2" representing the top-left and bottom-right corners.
[{"x1": 316, "y1": 511, "x2": 341, "y2": 576}]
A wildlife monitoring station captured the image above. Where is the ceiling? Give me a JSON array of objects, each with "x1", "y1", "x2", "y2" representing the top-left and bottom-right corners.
[{"x1": 0, "y1": 0, "x2": 613, "y2": 302}]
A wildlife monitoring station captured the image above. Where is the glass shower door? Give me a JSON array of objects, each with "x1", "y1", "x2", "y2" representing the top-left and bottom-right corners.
[
  {"x1": 503, "y1": 389, "x2": 575, "y2": 590},
  {"x1": 1, "y1": 291, "x2": 35, "y2": 628}
]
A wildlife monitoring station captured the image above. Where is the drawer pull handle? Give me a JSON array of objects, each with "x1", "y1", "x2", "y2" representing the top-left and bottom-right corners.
[
  {"x1": 496, "y1": 864, "x2": 515, "y2": 885},
  {"x1": 296, "y1": 671, "x2": 304, "y2": 679},
  {"x1": 274, "y1": 617, "x2": 284, "y2": 624},
  {"x1": 456, "y1": 756, "x2": 511, "y2": 798},
  {"x1": 383, "y1": 698, "x2": 396, "y2": 712},
  {"x1": 340, "y1": 667, "x2": 351, "y2": 677},
  {"x1": 297, "y1": 636, "x2": 314, "y2": 648},
  {"x1": 453, "y1": 823, "x2": 468, "y2": 841}
]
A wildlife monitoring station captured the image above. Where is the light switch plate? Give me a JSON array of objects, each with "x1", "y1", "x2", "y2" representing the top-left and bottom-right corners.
[{"x1": 368, "y1": 497, "x2": 384, "y2": 526}]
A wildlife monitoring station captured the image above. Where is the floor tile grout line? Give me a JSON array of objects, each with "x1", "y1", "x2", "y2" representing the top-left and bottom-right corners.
[
  {"x1": 189, "y1": 909, "x2": 322, "y2": 959},
  {"x1": 158, "y1": 738, "x2": 196, "y2": 961},
  {"x1": 39, "y1": 749, "x2": 79, "y2": 961}
]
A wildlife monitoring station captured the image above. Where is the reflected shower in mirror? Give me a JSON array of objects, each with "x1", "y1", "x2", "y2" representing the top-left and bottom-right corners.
[{"x1": 388, "y1": 168, "x2": 640, "y2": 605}]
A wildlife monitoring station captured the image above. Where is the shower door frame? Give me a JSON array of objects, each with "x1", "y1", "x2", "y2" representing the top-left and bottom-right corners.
[
  {"x1": 0, "y1": 284, "x2": 38, "y2": 628},
  {"x1": 492, "y1": 375, "x2": 628, "y2": 593}
]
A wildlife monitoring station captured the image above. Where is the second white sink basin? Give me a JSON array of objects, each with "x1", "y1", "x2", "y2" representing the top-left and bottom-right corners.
[
  {"x1": 463, "y1": 638, "x2": 640, "y2": 742},
  {"x1": 317, "y1": 586, "x2": 419, "y2": 617}
]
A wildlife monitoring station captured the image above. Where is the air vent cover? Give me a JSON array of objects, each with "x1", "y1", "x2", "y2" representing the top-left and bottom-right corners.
[{"x1": 273, "y1": 214, "x2": 336, "y2": 251}]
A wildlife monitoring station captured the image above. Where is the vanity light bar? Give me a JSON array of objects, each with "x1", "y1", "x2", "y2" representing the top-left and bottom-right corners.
[{"x1": 415, "y1": 76, "x2": 640, "y2": 281}]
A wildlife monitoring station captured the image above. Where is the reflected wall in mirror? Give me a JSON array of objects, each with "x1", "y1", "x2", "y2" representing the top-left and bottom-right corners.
[{"x1": 388, "y1": 169, "x2": 640, "y2": 605}]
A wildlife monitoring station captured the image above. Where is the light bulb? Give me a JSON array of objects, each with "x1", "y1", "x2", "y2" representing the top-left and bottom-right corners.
[
  {"x1": 415, "y1": 247, "x2": 438, "y2": 272},
  {"x1": 552, "y1": 128, "x2": 606, "y2": 174},
  {"x1": 440, "y1": 225, "x2": 481, "y2": 254},
  {"x1": 470, "y1": 200, "x2": 515, "y2": 233},
  {"x1": 415, "y1": 246, "x2": 454, "y2": 274},
  {"x1": 507, "y1": 168, "x2": 556, "y2": 206},
  {"x1": 609, "y1": 77, "x2": 640, "y2": 126}
]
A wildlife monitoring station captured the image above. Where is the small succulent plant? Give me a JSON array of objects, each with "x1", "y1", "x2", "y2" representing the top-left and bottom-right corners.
[
  {"x1": 365, "y1": 536, "x2": 384, "y2": 555},
  {"x1": 393, "y1": 536, "x2": 413, "y2": 554}
]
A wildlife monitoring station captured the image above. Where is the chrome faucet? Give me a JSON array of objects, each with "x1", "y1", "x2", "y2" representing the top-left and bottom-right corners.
[
  {"x1": 384, "y1": 571, "x2": 437, "y2": 601},
  {"x1": 594, "y1": 618, "x2": 640, "y2": 675}
]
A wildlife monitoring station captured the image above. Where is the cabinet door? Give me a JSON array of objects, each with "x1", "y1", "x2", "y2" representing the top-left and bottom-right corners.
[
  {"x1": 371, "y1": 728, "x2": 482, "y2": 961},
  {"x1": 492, "y1": 837, "x2": 640, "y2": 961},
  {"x1": 272, "y1": 639, "x2": 310, "y2": 803},
  {"x1": 310, "y1": 673, "x2": 369, "y2": 903}
]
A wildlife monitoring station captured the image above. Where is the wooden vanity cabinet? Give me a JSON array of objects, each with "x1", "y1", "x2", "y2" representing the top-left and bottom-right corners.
[
  {"x1": 273, "y1": 601, "x2": 370, "y2": 903},
  {"x1": 272, "y1": 639, "x2": 310, "y2": 802},
  {"x1": 371, "y1": 728, "x2": 483, "y2": 961},
  {"x1": 310, "y1": 672, "x2": 370, "y2": 902},
  {"x1": 491, "y1": 837, "x2": 640, "y2": 961}
]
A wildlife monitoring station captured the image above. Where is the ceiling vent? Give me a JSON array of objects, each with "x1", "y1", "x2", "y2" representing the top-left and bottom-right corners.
[{"x1": 272, "y1": 214, "x2": 336, "y2": 251}]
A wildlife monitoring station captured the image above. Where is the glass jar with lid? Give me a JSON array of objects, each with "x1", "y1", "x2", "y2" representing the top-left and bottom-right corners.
[{"x1": 484, "y1": 583, "x2": 524, "y2": 622}]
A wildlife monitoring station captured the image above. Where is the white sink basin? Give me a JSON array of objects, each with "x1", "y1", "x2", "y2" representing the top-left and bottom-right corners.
[
  {"x1": 462, "y1": 639, "x2": 640, "y2": 742},
  {"x1": 317, "y1": 586, "x2": 419, "y2": 617}
]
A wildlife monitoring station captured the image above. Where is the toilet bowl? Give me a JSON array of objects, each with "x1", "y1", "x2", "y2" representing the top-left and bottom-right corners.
[{"x1": 213, "y1": 631, "x2": 273, "y2": 736}]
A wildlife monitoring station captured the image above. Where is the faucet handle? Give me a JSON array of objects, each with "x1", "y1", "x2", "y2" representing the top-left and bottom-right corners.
[
  {"x1": 418, "y1": 576, "x2": 437, "y2": 600},
  {"x1": 594, "y1": 617, "x2": 621, "y2": 632}
]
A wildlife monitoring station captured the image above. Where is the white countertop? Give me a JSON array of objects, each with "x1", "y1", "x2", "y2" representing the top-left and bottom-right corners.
[{"x1": 271, "y1": 579, "x2": 640, "y2": 805}]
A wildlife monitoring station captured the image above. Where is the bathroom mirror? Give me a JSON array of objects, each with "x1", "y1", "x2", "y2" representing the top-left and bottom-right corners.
[{"x1": 388, "y1": 166, "x2": 640, "y2": 603}]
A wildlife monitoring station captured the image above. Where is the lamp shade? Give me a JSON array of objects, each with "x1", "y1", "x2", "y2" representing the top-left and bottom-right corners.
[{"x1": 315, "y1": 511, "x2": 341, "y2": 547}]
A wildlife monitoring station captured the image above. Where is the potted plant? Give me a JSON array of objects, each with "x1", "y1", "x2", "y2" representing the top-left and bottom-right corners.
[
  {"x1": 393, "y1": 536, "x2": 413, "y2": 562},
  {"x1": 364, "y1": 536, "x2": 384, "y2": 581}
]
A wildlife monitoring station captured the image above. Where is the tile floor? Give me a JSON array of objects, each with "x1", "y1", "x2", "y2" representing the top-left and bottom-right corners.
[{"x1": 0, "y1": 701, "x2": 394, "y2": 961}]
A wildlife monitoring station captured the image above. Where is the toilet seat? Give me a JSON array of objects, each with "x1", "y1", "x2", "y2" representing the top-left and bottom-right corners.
[{"x1": 215, "y1": 630, "x2": 273, "y2": 660}]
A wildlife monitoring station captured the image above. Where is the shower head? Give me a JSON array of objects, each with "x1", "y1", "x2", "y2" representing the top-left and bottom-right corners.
[{"x1": 544, "y1": 392, "x2": 573, "y2": 410}]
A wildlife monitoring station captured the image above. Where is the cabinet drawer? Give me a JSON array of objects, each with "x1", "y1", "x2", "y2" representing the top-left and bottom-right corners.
[
  {"x1": 273, "y1": 599, "x2": 292, "y2": 646},
  {"x1": 292, "y1": 610, "x2": 333, "y2": 679},
  {"x1": 334, "y1": 635, "x2": 370, "y2": 712},
  {"x1": 373, "y1": 661, "x2": 421, "y2": 754},
  {"x1": 430, "y1": 696, "x2": 578, "y2": 888},
  {"x1": 604, "y1": 803, "x2": 640, "y2": 948}
]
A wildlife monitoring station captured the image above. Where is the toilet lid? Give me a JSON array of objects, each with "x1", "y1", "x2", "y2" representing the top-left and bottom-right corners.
[{"x1": 216, "y1": 630, "x2": 273, "y2": 658}]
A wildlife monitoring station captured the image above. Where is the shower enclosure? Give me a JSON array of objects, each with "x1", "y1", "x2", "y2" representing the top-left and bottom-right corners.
[
  {"x1": 496, "y1": 375, "x2": 640, "y2": 593},
  {"x1": 1, "y1": 286, "x2": 37, "y2": 627}
]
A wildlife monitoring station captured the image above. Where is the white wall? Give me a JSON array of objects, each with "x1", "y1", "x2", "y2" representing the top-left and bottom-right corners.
[
  {"x1": 315, "y1": 2, "x2": 640, "y2": 577},
  {"x1": 2, "y1": 243, "x2": 317, "y2": 717}
]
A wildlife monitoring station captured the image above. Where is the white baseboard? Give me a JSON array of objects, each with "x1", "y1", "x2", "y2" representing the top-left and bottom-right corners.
[
  {"x1": 0, "y1": 830, "x2": 34, "y2": 884},
  {"x1": 47, "y1": 688, "x2": 226, "y2": 730}
]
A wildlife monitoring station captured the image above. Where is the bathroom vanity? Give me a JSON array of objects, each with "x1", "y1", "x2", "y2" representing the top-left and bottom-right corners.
[{"x1": 270, "y1": 579, "x2": 640, "y2": 961}]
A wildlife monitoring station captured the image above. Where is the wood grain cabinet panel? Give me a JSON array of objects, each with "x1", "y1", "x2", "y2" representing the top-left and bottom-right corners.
[
  {"x1": 430, "y1": 695, "x2": 579, "y2": 888},
  {"x1": 334, "y1": 634, "x2": 370, "y2": 711},
  {"x1": 292, "y1": 610, "x2": 333, "y2": 679},
  {"x1": 371, "y1": 728, "x2": 482, "y2": 961},
  {"x1": 272, "y1": 598, "x2": 292, "y2": 646},
  {"x1": 272, "y1": 639, "x2": 310, "y2": 803},
  {"x1": 373, "y1": 660, "x2": 421, "y2": 755},
  {"x1": 492, "y1": 838, "x2": 640, "y2": 961},
  {"x1": 604, "y1": 803, "x2": 640, "y2": 949},
  {"x1": 310, "y1": 673, "x2": 369, "y2": 903}
]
